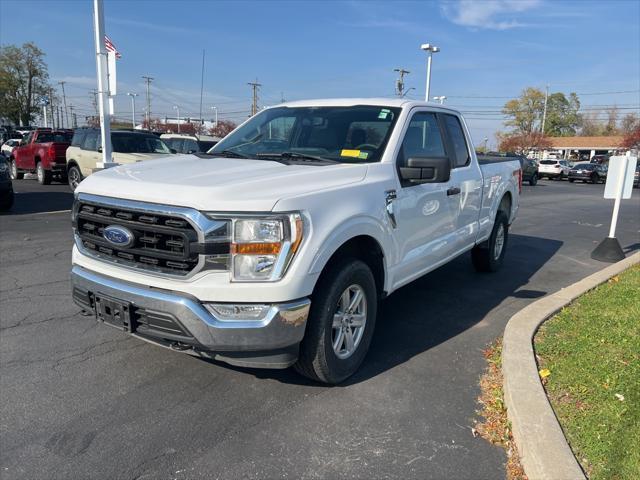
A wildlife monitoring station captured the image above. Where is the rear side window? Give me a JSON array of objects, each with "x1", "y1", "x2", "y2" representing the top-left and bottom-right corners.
[
  {"x1": 443, "y1": 115, "x2": 470, "y2": 168},
  {"x1": 71, "y1": 130, "x2": 87, "y2": 147},
  {"x1": 82, "y1": 131, "x2": 99, "y2": 151},
  {"x1": 540, "y1": 160, "x2": 557, "y2": 165},
  {"x1": 184, "y1": 139, "x2": 198, "y2": 153},
  {"x1": 398, "y1": 112, "x2": 445, "y2": 165}
]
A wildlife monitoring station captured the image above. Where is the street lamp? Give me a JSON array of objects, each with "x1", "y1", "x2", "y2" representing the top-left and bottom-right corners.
[
  {"x1": 127, "y1": 92, "x2": 138, "y2": 128},
  {"x1": 421, "y1": 43, "x2": 440, "y2": 101},
  {"x1": 433, "y1": 95, "x2": 446, "y2": 104},
  {"x1": 173, "y1": 105, "x2": 180, "y2": 133},
  {"x1": 210, "y1": 106, "x2": 218, "y2": 127},
  {"x1": 483, "y1": 137, "x2": 489, "y2": 153}
]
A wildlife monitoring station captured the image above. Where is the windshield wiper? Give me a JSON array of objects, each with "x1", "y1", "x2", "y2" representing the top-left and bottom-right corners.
[
  {"x1": 255, "y1": 152, "x2": 339, "y2": 164},
  {"x1": 213, "y1": 150, "x2": 250, "y2": 159}
]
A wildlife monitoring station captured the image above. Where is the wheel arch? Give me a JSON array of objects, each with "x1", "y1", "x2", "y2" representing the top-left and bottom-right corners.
[{"x1": 310, "y1": 233, "x2": 387, "y2": 300}]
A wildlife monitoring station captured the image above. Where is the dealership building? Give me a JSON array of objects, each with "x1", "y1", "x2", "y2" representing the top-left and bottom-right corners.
[{"x1": 534, "y1": 136, "x2": 624, "y2": 160}]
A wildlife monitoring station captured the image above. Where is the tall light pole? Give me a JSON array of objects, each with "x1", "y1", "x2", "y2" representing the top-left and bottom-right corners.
[
  {"x1": 210, "y1": 106, "x2": 218, "y2": 127},
  {"x1": 421, "y1": 43, "x2": 440, "y2": 102},
  {"x1": 433, "y1": 95, "x2": 446, "y2": 104},
  {"x1": 173, "y1": 105, "x2": 180, "y2": 133},
  {"x1": 127, "y1": 92, "x2": 138, "y2": 128},
  {"x1": 58, "y1": 81, "x2": 69, "y2": 128},
  {"x1": 541, "y1": 84, "x2": 549, "y2": 134},
  {"x1": 483, "y1": 137, "x2": 489, "y2": 153}
]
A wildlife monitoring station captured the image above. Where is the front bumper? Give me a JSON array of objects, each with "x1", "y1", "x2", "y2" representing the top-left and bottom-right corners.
[{"x1": 71, "y1": 265, "x2": 311, "y2": 368}]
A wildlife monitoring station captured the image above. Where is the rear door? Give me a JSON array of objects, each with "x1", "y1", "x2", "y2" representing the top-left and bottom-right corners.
[
  {"x1": 440, "y1": 113, "x2": 483, "y2": 252},
  {"x1": 391, "y1": 110, "x2": 458, "y2": 287},
  {"x1": 79, "y1": 130, "x2": 99, "y2": 176},
  {"x1": 16, "y1": 132, "x2": 34, "y2": 169}
]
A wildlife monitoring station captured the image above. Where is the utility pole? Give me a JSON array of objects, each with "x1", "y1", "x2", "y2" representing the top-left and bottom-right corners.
[
  {"x1": 49, "y1": 87, "x2": 56, "y2": 129},
  {"x1": 248, "y1": 79, "x2": 261, "y2": 116},
  {"x1": 281, "y1": 91, "x2": 286, "y2": 103},
  {"x1": 541, "y1": 84, "x2": 549, "y2": 135},
  {"x1": 198, "y1": 50, "x2": 205, "y2": 134},
  {"x1": 69, "y1": 104, "x2": 77, "y2": 128},
  {"x1": 142, "y1": 75, "x2": 154, "y2": 127},
  {"x1": 394, "y1": 68, "x2": 410, "y2": 97},
  {"x1": 58, "y1": 81, "x2": 69, "y2": 128},
  {"x1": 173, "y1": 105, "x2": 180, "y2": 133},
  {"x1": 127, "y1": 92, "x2": 138, "y2": 128}
]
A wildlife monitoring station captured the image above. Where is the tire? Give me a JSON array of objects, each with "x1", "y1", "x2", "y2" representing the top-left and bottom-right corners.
[
  {"x1": 36, "y1": 162, "x2": 52, "y2": 185},
  {"x1": 569, "y1": 178, "x2": 575, "y2": 183},
  {"x1": 67, "y1": 165, "x2": 83, "y2": 192},
  {"x1": 10, "y1": 160, "x2": 23, "y2": 180},
  {"x1": 295, "y1": 259, "x2": 377, "y2": 384},
  {"x1": 472, "y1": 211, "x2": 509, "y2": 273},
  {"x1": 529, "y1": 174, "x2": 538, "y2": 186},
  {"x1": 590, "y1": 173, "x2": 598, "y2": 184}
]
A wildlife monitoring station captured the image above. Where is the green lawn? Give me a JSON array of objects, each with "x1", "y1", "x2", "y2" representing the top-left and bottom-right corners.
[{"x1": 535, "y1": 264, "x2": 640, "y2": 480}]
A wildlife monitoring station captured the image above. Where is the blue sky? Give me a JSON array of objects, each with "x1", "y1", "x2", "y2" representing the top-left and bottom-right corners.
[{"x1": 1, "y1": 0, "x2": 639, "y2": 147}]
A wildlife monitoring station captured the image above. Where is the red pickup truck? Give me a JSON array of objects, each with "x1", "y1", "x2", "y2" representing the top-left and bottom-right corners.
[{"x1": 10, "y1": 128, "x2": 73, "y2": 185}]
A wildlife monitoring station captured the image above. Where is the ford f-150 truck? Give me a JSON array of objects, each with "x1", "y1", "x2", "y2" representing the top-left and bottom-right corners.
[
  {"x1": 11, "y1": 128, "x2": 73, "y2": 185},
  {"x1": 71, "y1": 99, "x2": 521, "y2": 384}
]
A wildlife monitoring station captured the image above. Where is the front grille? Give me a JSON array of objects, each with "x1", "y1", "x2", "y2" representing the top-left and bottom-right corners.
[{"x1": 75, "y1": 201, "x2": 200, "y2": 276}]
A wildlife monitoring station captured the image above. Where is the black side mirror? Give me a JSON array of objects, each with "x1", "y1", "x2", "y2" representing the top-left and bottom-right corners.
[
  {"x1": 97, "y1": 146, "x2": 102, "y2": 153},
  {"x1": 400, "y1": 157, "x2": 451, "y2": 184}
]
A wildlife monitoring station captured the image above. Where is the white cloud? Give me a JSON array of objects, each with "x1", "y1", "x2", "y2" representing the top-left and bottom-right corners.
[{"x1": 441, "y1": 0, "x2": 542, "y2": 30}]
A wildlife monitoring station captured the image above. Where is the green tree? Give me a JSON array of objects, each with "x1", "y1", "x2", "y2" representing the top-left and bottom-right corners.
[
  {"x1": 544, "y1": 92, "x2": 581, "y2": 136},
  {"x1": 502, "y1": 87, "x2": 546, "y2": 135},
  {"x1": 0, "y1": 42, "x2": 51, "y2": 126}
]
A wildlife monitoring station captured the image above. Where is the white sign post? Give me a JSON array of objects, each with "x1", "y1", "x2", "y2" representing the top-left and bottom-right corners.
[{"x1": 591, "y1": 152, "x2": 638, "y2": 262}]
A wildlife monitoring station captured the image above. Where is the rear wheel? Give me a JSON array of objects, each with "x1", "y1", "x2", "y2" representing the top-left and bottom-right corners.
[
  {"x1": 529, "y1": 173, "x2": 538, "y2": 186},
  {"x1": 569, "y1": 178, "x2": 575, "y2": 183},
  {"x1": 67, "y1": 165, "x2": 83, "y2": 192},
  {"x1": 295, "y1": 259, "x2": 377, "y2": 384},
  {"x1": 590, "y1": 173, "x2": 599, "y2": 184},
  {"x1": 472, "y1": 211, "x2": 509, "y2": 273},
  {"x1": 10, "y1": 160, "x2": 23, "y2": 180},
  {"x1": 36, "y1": 162, "x2": 52, "y2": 185}
]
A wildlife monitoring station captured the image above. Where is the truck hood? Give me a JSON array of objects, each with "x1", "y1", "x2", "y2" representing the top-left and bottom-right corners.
[{"x1": 76, "y1": 154, "x2": 368, "y2": 211}]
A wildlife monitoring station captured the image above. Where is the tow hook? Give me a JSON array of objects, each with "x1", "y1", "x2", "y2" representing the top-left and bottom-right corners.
[{"x1": 169, "y1": 342, "x2": 192, "y2": 351}]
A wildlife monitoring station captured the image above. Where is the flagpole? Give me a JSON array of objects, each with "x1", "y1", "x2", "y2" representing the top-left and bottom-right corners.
[{"x1": 93, "y1": 0, "x2": 114, "y2": 167}]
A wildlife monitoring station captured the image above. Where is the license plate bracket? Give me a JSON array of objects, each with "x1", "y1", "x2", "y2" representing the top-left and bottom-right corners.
[{"x1": 94, "y1": 294, "x2": 135, "y2": 332}]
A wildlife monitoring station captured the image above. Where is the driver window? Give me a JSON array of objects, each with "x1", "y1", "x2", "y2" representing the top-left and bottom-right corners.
[{"x1": 397, "y1": 112, "x2": 445, "y2": 165}]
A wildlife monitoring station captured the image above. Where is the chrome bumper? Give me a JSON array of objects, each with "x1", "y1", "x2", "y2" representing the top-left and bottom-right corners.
[{"x1": 71, "y1": 266, "x2": 310, "y2": 363}]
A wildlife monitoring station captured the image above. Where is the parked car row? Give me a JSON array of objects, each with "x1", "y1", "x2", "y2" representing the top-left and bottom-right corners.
[{"x1": 6, "y1": 126, "x2": 225, "y2": 191}]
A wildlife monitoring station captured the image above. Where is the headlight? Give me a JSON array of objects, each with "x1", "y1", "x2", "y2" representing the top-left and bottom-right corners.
[{"x1": 230, "y1": 213, "x2": 304, "y2": 281}]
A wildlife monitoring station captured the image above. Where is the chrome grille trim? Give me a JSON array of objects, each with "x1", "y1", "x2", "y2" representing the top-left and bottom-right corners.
[{"x1": 73, "y1": 193, "x2": 230, "y2": 279}]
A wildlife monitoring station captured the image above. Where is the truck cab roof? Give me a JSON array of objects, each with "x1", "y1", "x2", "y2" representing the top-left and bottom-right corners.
[{"x1": 276, "y1": 97, "x2": 462, "y2": 115}]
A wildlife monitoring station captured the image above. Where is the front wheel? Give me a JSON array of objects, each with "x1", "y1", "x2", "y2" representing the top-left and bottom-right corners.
[
  {"x1": 529, "y1": 173, "x2": 538, "y2": 186},
  {"x1": 295, "y1": 259, "x2": 377, "y2": 384},
  {"x1": 472, "y1": 211, "x2": 509, "y2": 273},
  {"x1": 10, "y1": 160, "x2": 23, "y2": 180},
  {"x1": 569, "y1": 178, "x2": 575, "y2": 183},
  {"x1": 67, "y1": 165, "x2": 83, "y2": 192},
  {"x1": 36, "y1": 162, "x2": 52, "y2": 185}
]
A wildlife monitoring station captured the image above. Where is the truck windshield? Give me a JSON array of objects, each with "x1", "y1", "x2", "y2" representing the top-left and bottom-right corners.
[{"x1": 210, "y1": 105, "x2": 401, "y2": 163}]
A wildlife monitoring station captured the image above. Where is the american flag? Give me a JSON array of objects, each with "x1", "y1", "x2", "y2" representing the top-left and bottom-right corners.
[{"x1": 104, "y1": 35, "x2": 121, "y2": 59}]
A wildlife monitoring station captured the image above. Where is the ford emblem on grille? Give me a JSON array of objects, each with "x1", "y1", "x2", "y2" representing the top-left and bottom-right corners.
[{"x1": 103, "y1": 225, "x2": 134, "y2": 248}]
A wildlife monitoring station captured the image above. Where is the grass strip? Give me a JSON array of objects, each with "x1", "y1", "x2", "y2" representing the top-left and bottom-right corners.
[{"x1": 535, "y1": 264, "x2": 640, "y2": 479}]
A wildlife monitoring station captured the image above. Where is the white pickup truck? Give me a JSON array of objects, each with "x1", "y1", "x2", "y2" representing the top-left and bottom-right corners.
[{"x1": 71, "y1": 98, "x2": 521, "y2": 384}]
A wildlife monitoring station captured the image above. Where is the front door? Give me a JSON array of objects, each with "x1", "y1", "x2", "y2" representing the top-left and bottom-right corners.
[{"x1": 391, "y1": 110, "x2": 458, "y2": 288}]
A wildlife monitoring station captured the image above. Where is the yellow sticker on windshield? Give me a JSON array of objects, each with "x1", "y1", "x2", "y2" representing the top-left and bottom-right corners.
[{"x1": 341, "y1": 149, "x2": 361, "y2": 158}]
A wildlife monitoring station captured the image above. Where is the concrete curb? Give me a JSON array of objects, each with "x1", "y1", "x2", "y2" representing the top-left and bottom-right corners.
[{"x1": 502, "y1": 251, "x2": 640, "y2": 480}]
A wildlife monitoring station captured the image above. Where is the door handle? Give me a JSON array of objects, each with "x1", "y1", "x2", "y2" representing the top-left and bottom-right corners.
[{"x1": 447, "y1": 186, "x2": 461, "y2": 196}]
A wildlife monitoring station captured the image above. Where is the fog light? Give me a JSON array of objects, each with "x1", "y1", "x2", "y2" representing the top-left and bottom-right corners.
[{"x1": 205, "y1": 303, "x2": 271, "y2": 321}]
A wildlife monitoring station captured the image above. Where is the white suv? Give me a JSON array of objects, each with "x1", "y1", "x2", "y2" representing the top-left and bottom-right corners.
[
  {"x1": 66, "y1": 129, "x2": 174, "y2": 191},
  {"x1": 538, "y1": 159, "x2": 570, "y2": 180}
]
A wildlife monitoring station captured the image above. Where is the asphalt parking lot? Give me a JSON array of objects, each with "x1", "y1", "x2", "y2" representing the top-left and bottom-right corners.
[{"x1": 1, "y1": 177, "x2": 639, "y2": 480}]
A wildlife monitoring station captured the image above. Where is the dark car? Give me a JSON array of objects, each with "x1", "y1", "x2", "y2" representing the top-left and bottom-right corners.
[
  {"x1": 590, "y1": 154, "x2": 609, "y2": 165},
  {"x1": 0, "y1": 156, "x2": 14, "y2": 211},
  {"x1": 568, "y1": 163, "x2": 607, "y2": 184},
  {"x1": 519, "y1": 157, "x2": 539, "y2": 186}
]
